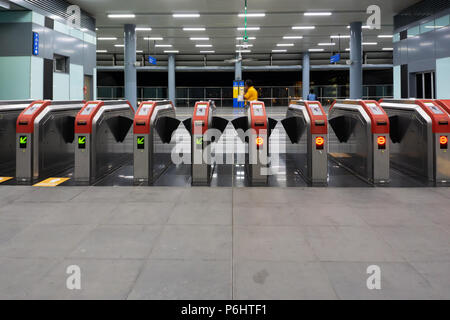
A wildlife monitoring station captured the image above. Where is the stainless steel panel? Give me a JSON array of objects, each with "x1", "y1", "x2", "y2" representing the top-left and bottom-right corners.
[
  {"x1": 329, "y1": 105, "x2": 374, "y2": 181},
  {"x1": 435, "y1": 134, "x2": 450, "y2": 182},
  {"x1": 381, "y1": 102, "x2": 434, "y2": 180},
  {"x1": 0, "y1": 101, "x2": 31, "y2": 175}
]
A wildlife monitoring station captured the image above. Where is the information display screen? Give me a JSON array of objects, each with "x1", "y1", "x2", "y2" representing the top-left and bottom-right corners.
[
  {"x1": 425, "y1": 103, "x2": 444, "y2": 115},
  {"x1": 196, "y1": 104, "x2": 208, "y2": 116},
  {"x1": 81, "y1": 103, "x2": 98, "y2": 116},
  {"x1": 23, "y1": 103, "x2": 43, "y2": 115},
  {"x1": 253, "y1": 104, "x2": 264, "y2": 116},
  {"x1": 138, "y1": 105, "x2": 152, "y2": 116},
  {"x1": 366, "y1": 103, "x2": 384, "y2": 115},
  {"x1": 309, "y1": 104, "x2": 323, "y2": 116}
]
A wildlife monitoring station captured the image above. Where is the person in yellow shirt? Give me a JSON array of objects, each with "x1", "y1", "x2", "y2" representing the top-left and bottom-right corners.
[{"x1": 244, "y1": 80, "x2": 258, "y2": 105}]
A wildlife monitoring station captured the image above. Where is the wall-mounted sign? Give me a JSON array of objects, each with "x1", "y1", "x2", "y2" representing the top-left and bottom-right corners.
[
  {"x1": 330, "y1": 53, "x2": 341, "y2": 64},
  {"x1": 148, "y1": 56, "x2": 157, "y2": 65},
  {"x1": 32, "y1": 32, "x2": 39, "y2": 56}
]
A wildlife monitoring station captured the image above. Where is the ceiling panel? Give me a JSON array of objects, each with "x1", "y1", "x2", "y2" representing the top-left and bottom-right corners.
[{"x1": 69, "y1": 0, "x2": 419, "y2": 56}]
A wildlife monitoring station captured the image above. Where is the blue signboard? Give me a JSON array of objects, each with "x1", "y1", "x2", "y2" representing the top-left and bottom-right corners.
[
  {"x1": 32, "y1": 32, "x2": 39, "y2": 56},
  {"x1": 330, "y1": 53, "x2": 341, "y2": 64},
  {"x1": 148, "y1": 56, "x2": 157, "y2": 65}
]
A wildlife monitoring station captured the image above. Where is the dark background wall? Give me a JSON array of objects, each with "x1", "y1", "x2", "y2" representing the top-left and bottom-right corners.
[{"x1": 98, "y1": 69, "x2": 393, "y2": 87}]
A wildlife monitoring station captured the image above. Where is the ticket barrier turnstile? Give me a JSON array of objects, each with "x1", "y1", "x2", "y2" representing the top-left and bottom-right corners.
[
  {"x1": 182, "y1": 101, "x2": 229, "y2": 186},
  {"x1": 232, "y1": 101, "x2": 278, "y2": 185},
  {"x1": 435, "y1": 100, "x2": 450, "y2": 116},
  {"x1": 282, "y1": 100, "x2": 328, "y2": 185},
  {"x1": 0, "y1": 100, "x2": 34, "y2": 176},
  {"x1": 328, "y1": 100, "x2": 390, "y2": 184},
  {"x1": 133, "y1": 100, "x2": 180, "y2": 185},
  {"x1": 74, "y1": 100, "x2": 135, "y2": 185},
  {"x1": 380, "y1": 99, "x2": 449, "y2": 183},
  {"x1": 15, "y1": 100, "x2": 85, "y2": 183}
]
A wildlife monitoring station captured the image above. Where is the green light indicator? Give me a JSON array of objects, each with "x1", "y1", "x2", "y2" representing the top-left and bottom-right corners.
[
  {"x1": 78, "y1": 136, "x2": 86, "y2": 149},
  {"x1": 196, "y1": 137, "x2": 203, "y2": 145},
  {"x1": 137, "y1": 137, "x2": 145, "y2": 150},
  {"x1": 19, "y1": 136, "x2": 27, "y2": 149}
]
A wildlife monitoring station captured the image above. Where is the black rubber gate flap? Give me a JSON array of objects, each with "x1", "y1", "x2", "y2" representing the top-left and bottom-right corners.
[
  {"x1": 389, "y1": 115, "x2": 411, "y2": 144},
  {"x1": 212, "y1": 117, "x2": 229, "y2": 134},
  {"x1": 106, "y1": 116, "x2": 133, "y2": 142},
  {"x1": 281, "y1": 116, "x2": 306, "y2": 144},
  {"x1": 155, "y1": 116, "x2": 181, "y2": 143},
  {"x1": 59, "y1": 116, "x2": 75, "y2": 143},
  {"x1": 182, "y1": 118, "x2": 192, "y2": 135},
  {"x1": 231, "y1": 116, "x2": 249, "y2": 133},
  {"x1": 329, "y1": 116, "x2": 357, "y2": 143},
  {"x1": 268, "y1": 118, "x2": 278, "y2": 137}
]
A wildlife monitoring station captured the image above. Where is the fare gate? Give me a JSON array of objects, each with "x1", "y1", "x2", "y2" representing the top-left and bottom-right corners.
[
  {"x1": 15, "y1": 100, "x2": 85, "y2": 183},
  {"x1": 328, "y1": 100, "x2": 390, "y2": 184},
  {"x1": 0, "y1": 100, "x2": 34, "y2": 176},
  {"x1": 380, "y1": 99, "x2": 449, "y2": 183},
  {"x1": 282, "y1": 100, "x2": 328, "y2": 185},
  {"x1": 74, "y1": 100, "x2": 135, "y2": 184},
  {"x1": 133, "y1": 100, "x2": 180, "y2": 185},
  {"x1": 232, "y1": 101, "x2": 278, "y2": 185},
  {"x1": 183, "y1": 101, "x2": 229, "y2": 186}
]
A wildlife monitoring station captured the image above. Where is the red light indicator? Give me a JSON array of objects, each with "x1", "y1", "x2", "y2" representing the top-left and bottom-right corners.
[
  {"x1": 377, "y1": 136, "x2": 386, "y2": 150},
  {"x1": 256, "y1": 137, "x2": 264, "y2": 146},
  {"x1": 315, "y1": 137, "x2": 325, "y2": 150},
  {"x1": 440, "y1": 136, "x2": 448, "y2": 149}
]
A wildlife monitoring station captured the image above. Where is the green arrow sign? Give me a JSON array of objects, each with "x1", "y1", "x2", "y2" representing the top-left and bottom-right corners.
[
  {"x1": 20, "y1": 136, "x2": 27, "y2": 144},
  {"x1": 137, "y1": 137, "x2": 145, "y2": 145},
  {"x1": 78, "y1": 137, "x2": 86, "y2": 145},
  {"x1": 196, "y1": 137, "x2": 203, "y2": 145}
]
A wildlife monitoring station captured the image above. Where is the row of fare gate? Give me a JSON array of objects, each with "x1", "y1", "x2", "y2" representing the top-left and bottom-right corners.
[{"x1": 0, "y1": 98, "x2": 449, "y2": 187}]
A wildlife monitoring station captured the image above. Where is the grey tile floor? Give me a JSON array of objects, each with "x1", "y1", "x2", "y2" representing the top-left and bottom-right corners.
[{"x1": 0, "y1": 185, "x2": 449, "y2": 300}]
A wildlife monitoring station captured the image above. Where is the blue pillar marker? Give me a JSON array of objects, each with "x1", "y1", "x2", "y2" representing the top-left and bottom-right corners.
[
  {"x1": 124, "y1": 24, "x2": 137, "y2": 110},
  {"x1": 233, "y1": 81, "x2": 239, "y2": 108},
  {"x1": 350, "y1": 21, "x2": 363, "y2": 99},
  {"x1": 239, "y1": 81, "x2": 245, "y2": 108}
]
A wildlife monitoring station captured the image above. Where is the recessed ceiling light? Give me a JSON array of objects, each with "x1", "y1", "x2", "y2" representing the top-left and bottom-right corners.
[
  {"x1": 382, "y1": 48, "x2": 394, "y2": 51},
  {"x1": 96, "y1": 50, "x2": 108, "y2": 53},
  {"x1": 173, "y1": 13, "x2": 200, "y2": 18},
  {"x1": 272, "y1": 49, "x2": 287, "y2": 53},
  {"x1": 108, "y1": 14, "x2": 135, "y2": 18},
  {"x1": 363, "y1": 42, "x2": 378, "y2": 45},
  {"x1": 164, "y1": 50, "x2": 179, "y2": 53},
  {"x1": 292, "y1": 26, "x2": 315, "y2": 30},
  {"x1": 183, "y1": 27, "x2": 206, "y2": 31},
  {"x1": 114, "y1": 44, "x2": 124, "y2": 47},
  {"x1": 238, "y1": 13, "x2": 266, "y2": 18},
  {"x1": 347, "y1": 25, "x2": 372, "y2": 29},
  {"x1": 144, "y1": 37, "x2": 163, "y2": 41},
  {"x1": 304, "y1": 12, "x2": 332, "y2": 16},
  {"x1": 318, "y1": 42, "x2": 336, "y2": 46},
  {"x1": 345, "y1": 48, "x2": 350, "y2": 51},
  {"x1": 236, "y1": 44, "x2": 254, "y2": 47},
  {"x1": 283, "y1": 36, "x2": 303, "y2": 39},
  {"x1": 98, "y1": 37, "x2": 117, "y2": 41},
  {"x1": 196, "y1": 44, "x2": 213, "y2": 47},
  {"x1": 309, "y1": 48, "x2": 324, "y2": 52},
  {"x1": 136, "y1": 50, "x2": 143, "y2": 53},
  {"x1": 155, "y1": 44, "x2": 173, "y2": 47},
  {"x1": 237, "y1": 27, "x2": 260, "y2": 31},
  {"x1": 200, "y1": 51, "x2": 215, "y2": 53},
  {"x1": 136, "y1": 27, "x2": 152, "y2": 31},
  {"x1": 277, "y1": 43, "x2": 294, "y2": 47},
  {"x1": 378, "y1": 35, "x2": 393, "y2": 38},
  {"x1": 236, "y1": 50, "x2": 251, "y2": 53},
  {"x1": 190, "y1": 37, "x2": 210, "y2": 41},
  {"x1": 236, "y1": 37, "x2": 256, "y2": 40},
  {"x1": 330, "y1": 35, "x2": 350, "y2": 38}
]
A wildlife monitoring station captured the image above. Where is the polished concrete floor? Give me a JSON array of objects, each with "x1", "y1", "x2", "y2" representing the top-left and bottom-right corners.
[{"x1": 0, "y1": 185, "x2": 449, "y2": 299}]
